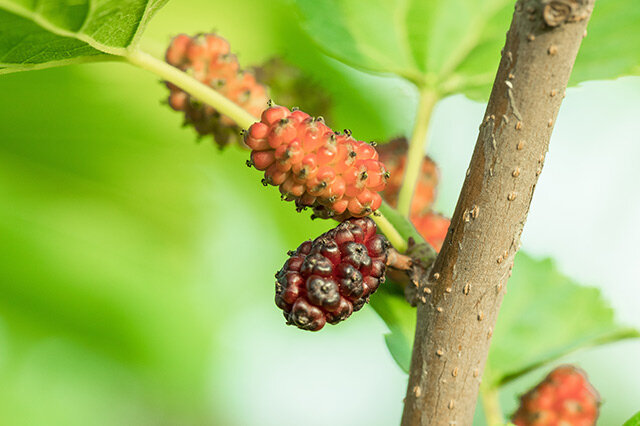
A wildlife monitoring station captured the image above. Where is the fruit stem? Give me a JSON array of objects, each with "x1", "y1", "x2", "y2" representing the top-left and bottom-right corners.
[
  {"x1": 126, "y1": 49, "x2": 258, "y2": 129},
  {"x1": 387, "y1": 249, "x2": 413, "y2": 270},
  {"x1": 480, "y1": 387, "x2": 504, "y2": 426},
  {"x1": 373, "y1": 213, "x2": 407, "y2": 253},
  {"x1": 396, "y1": 88, "x2": 438, "y2": 217}
]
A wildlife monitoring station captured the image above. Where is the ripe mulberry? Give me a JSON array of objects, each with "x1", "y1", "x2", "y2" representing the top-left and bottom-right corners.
[
  {"x1": 245, "y1": 105, "x2": 389, "y2": 220},
  {"x1": 512, "y1": 365, "x2": 600, "y2": 426},
  {"x1": 165, "y1": 33, "x2": 269, "y2": 148},
  {"x1": 275, "y1": 217, "x2": 389, "y2": 331}
]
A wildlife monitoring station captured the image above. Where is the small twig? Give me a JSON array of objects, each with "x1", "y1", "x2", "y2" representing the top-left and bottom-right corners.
[{"x1": 387, "y1": 248, "x2": 413, "y2": 271}]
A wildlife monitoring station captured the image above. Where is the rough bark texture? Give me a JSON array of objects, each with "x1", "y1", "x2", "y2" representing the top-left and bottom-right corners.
[{"x1": 401, "y1": 1, "x2": 595, "y2": 425}]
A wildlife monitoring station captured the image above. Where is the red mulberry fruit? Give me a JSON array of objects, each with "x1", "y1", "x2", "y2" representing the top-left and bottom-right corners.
[
  {"x1": 165, "y1": 33, "x2": 269, "y2": 149},
  {"x1": 245, "y1": 106, "x2": 390, "y2": 220},
  {"x1": 512, "y1": 365, "x2": 600, "y2": 426},
  {"x1": 275, "y1": 217, "x2": 389, "y2": 331}
]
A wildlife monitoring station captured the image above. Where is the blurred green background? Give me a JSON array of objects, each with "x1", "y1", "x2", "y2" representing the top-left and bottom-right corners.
[{"x1": 1, "y1": 0, "x2": 639, "y2": 424}]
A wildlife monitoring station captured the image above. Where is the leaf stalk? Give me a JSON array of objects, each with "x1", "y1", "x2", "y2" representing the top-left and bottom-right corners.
[
  {"x1": 481, "y1": 387, "x2": 504, "y2": 426},
  {"x1": 396, "y1": 88, "x2": 438, "y2": 217}
]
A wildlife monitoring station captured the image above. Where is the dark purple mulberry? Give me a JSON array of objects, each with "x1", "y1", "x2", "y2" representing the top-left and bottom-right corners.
[{"x1": 275, "y1": 217, "x2": 389, "y2": 331}]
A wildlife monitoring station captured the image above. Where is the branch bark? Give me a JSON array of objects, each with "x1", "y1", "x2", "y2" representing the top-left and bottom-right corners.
[{"x1": 401, "y1": 1, "x2": 595, "y2": 424}]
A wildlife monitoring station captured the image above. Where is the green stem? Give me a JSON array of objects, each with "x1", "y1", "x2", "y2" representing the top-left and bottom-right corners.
[
  {"x1": 126, "y1": 49, "x2": 258, "y2": 129},
  {"x1": 373, "y1": 213, "x2": 407, "y2": 253},
  {"x1": 396, "y1": 89, "x2": 438, "y2": 217},
  {"x1": 481, "y1": 387, "x2": 504, "y2": 426}
]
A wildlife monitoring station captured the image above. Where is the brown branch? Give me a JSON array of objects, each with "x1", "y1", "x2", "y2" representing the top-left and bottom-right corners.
[{"x1": 400, "y1": 1, "x2": 595, "y2": 424}]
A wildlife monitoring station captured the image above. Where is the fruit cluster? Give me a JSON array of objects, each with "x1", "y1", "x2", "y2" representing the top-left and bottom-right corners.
[
  {"x1": 245, "y1": 105, "x2": 389, "y2": 220},
  {"x1": 275, "y1": 217, "x2": 389, "y2": 331},
  {"x1": 165, "y1": 33, "x2": 269, "y2": 148},
  {"x1": 512, "y1": 365, "x2": 600, "y2": 426}
]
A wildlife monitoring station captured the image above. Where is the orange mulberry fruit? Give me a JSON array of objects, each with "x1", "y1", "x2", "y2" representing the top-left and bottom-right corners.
[
  {"x1": 165, "y1": 33, "x2": 269, "y2": 148},
  {"x1": 512, "y1": 365, "x2": 600, "y2": 426},
  {"x1": 246, "y1": 106, "x2": 389, "y2": 220}
]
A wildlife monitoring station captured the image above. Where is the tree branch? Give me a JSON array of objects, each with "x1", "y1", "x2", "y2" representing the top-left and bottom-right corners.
[{"x1": 400, "y1": 1, "x2": 595, "y2": 424}]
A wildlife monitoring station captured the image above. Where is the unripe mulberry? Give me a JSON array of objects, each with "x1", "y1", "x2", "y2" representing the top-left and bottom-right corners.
[
  {"x1": 246, "y1": 106, "x2": 389, "y2": 219},
  {"x1": 378, "y1": 137, "x2": 450, "y2": 250},
  {"x1": 378, "y1": 137, "x2": 438, "y2": 216},
  {"x1": 275, "y1": 217, "x2": 389, "y2": 331},
  {"x1": 411, "y1": 212, "x2": 450, "y2": 252},
  {"x1": 165, "y1": 33, "x2": 269, "y2": 149},
  {"x1": 512, "y1": 365, "x2": 600, "y2": 426}
]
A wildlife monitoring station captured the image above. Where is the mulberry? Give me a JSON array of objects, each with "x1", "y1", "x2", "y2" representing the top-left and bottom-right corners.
[
  {"x1": 411, "y1": 212, "x2": 450, "y2": 252},
  {"x1": 245, "y1": 105, "x2": 389, "y2": 220},
  {"x1": 378, "y1": 137, "x2": 438, "y2": 216},
  {"x1": 512, "y1": 365, "x2": 600, "y2": 426},
  {"x1": 165, "y1": 33, "x2": 269, "y2": 148},
  {"x1": 378, "y1": 137, "x2": 450, "y2": 250},
  {"x1": 275, "y1": 217, "x2": 389, "y2": 331}
]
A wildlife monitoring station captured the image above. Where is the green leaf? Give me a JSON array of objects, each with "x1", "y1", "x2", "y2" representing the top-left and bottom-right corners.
[
  {"x1": 295, "y1": 0, "x2": 424, "y2": 83},
  {"x1": 295, "y1": 0, "x2": 513, "y2": 89},
  {"x1": 296, "y1": 0, "x2": 640, "y2": 99},
  {"x1": 451, "y1": 0, "x2": 640, "y2": 97},
  {"x1": 0, "y1": 0, "x2": 168, "y2": 74},
  {"x1": 370, "y1": 285, "x2": 415, "y2": 372},
  {"x1": 485, "y1": 253, "x2": 640, "y2": 387},
  {"x1": 570, "y1": 0, "x2": 640, "y2": 84},
  {"x1": 370, "y1": 252, "x2": 639, "y2": 376},
  {"x1": 624, "y1": 411, "x2": 640, "y2": 426}
]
